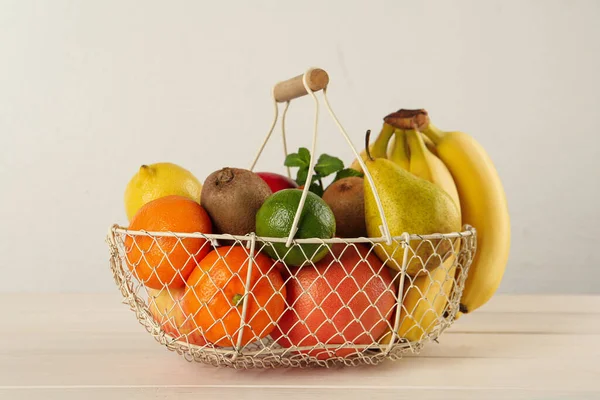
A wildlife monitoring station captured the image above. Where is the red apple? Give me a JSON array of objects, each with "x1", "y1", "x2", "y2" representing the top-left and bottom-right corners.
[
  {"x1": 256, "y1": 172, "x2": 298, "y2": 193},
  {"x1": 148, "y1": 288, "x2": 206, "y2": 346}
]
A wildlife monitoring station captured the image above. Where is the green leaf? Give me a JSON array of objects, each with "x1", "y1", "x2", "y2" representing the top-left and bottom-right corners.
[
  {"x1": 298, "y1": 147, "x2": 311, "y2": 164},
  {"x1": 284, "y1": 153, "x2": 308, "y2": 168},
  {"x1": 309, "y1": 182, "x2": 324, "y2": 197},
  {"x1": 296, "y1": 167, "x2": 308, "y2": 186},
  {"x1": 334, "y1": 168, "x2": 364, "y2": 182},
  {"x1": 314, "y1": 154, "x2": 344, "y2": 177}
]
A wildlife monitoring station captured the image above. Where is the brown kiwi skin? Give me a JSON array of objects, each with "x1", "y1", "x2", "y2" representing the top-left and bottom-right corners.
[
  {"x1": 322, "y1": 177, "x2": 366, "y2": 238},
  {"x1": 201, "y1": 168, "x2": 272, "y2": 235}
]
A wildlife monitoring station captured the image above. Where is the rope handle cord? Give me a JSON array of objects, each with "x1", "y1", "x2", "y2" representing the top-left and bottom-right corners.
[{"x1": 249, "y1": 68, "x2": 392, "y2": 247}]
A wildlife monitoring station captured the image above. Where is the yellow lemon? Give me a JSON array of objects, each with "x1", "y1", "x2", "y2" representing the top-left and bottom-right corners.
[{"x1": 124, "y1": 163, "x2": 202, "y2": 221}]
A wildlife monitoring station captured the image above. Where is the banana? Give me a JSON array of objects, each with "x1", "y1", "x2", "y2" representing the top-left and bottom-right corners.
[
  {"x1": 398, "y1": 254, "x2": 458, "y2": 342},
  {"x1": 379, "y1": 127, "x2": 459, "y2": 344},
  {"x1": 349, "y1": 123, "x2": 395, "y2": 172},
  {"x1": 405, "y1": 129, "x2": 461, "y2": 218},
  {"x1": 380, "y1": 252, "x2": 458, "y2": 344},
  {"x1": 421, "y1": 133, "x2": 438, "y2": 156},
  {"x1": 420, "y1": 122, "x2": 511, "y2": 314},
  {"x1": 388, "y1": 129, "x2": 410, "y2": 170}
]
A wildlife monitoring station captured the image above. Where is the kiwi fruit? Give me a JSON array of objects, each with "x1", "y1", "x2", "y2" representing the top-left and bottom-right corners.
[
  {"x1": 201, "y1": 168, "x2": 272, "y2": 235},
  {"x1": 322, "y1": 177, "x2": 366, "y2": 238}
]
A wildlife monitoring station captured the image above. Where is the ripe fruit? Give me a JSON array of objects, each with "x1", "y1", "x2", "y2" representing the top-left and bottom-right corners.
[
  {"x1": 124, "y1": 162, "x2": 202, "y2": 221},
  {"x1": 349, "y1": 123, "x2": 395, "y2": 173},
  {"x1": 148, "y1": 287, "x2": 206, "y2": 346},
  {"x1": 256, "y1": 172, "x2": 298, "y2": 193},
  {"x1": 182, "y1": 246, "x2": 286, "y2": 347},
  {"x1": 421, "y1": 121, "x2": 510, "y2": 313},
  {"x1": 271, "y1": 244, "x2": 396, "y2": 359},
  {"x1": 380, "y1": 252, "x2": 458, "y2": 344},
  {"x1": 125, "y1": 195, "x2": 213, "y2": 289},
  {"x1": 322, "y1": 177, "x2": 366, "y2": 238},
  {"x1": 255, "y1": 189, "x2": 336, "y2": 266},
  {"x1": 201, "y1": 168, "x2": 272, "y2": 235},
  {"x1": 384, "y1": 110, "x2": 461, "y2": 218},
  {"x1": 362, "y1": 131, "x2": 461, "y2": 276}
]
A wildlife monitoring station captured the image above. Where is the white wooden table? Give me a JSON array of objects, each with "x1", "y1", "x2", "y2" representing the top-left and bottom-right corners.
[{"x1": 1, "y1": 294, "x2": 598, "y2": 399}]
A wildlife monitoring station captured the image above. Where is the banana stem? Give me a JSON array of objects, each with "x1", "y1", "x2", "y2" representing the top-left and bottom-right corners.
[{"x1": 421, "y1": 123, "x2": 446, "y2": 145}]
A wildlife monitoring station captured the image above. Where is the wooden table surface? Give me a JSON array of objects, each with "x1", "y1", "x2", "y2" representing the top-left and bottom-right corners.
[{"x1": 1, "y1": 293, "x2": 598, "y2": 399}]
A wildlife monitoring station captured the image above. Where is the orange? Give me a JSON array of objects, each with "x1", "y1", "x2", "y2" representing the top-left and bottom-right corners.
[
  {"x1": 125, "y1": 195, "x2": 212, "y2": 289},
  {"x1": 148, "y1": 287, "x2": 207, "y2": 346},
  {"x1": 182, "y1": 246, "x2": 286, "y2": 347},
  {"x1": 271, "y1": 243, "x2": 396, "y2": 359}
]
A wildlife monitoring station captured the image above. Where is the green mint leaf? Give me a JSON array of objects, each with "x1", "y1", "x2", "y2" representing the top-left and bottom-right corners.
[
  {"x1": 334, "y1": 168, "x2": 364, "y2": 182},
  {"x1": 296, "y1": 167, "x2": 308, "y2": 186},
  {"x1": 314, "y1": 154, "x2": 344, "y2": 177},
  {"x1": 298, "y1": 147, "x2": 311, "y2": 165},
  {"x1": 309, "y1": 182, "x2": 324, "y2": 197},
  {"x1": 284, "y1": 153, "x2": 308, "y2": 168}
]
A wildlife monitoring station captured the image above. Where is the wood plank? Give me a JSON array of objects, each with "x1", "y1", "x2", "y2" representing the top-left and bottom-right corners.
[
  {"x1": 2, "y1": 331, "x2": 597, "y2": 361},
  {"x1": 1, "y1": 387, "x2": 598, "y2": 400},
  {"x1": 0, "y1": 338, "x2": 597, "y2": 391},
  {"x1": 450, "y1": 312, "x2": 600, "y2": 334},
  {"x1": 475, "y1": 295, "x2": 600, "y2": 314}
]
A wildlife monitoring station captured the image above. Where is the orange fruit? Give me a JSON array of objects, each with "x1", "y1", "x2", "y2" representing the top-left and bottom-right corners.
[
  {"x1": 271, "y1": 243, "x2": 396, "y2": 359},
  {"x1": 148, "y1": 287, "x2": 206, "y2": 346},
  {"x1": 125, "y1": 195, "x2": 212, "y2": 289},
  {"x1": 182, "y1": 246, "x2": 286, "y2": 347}
]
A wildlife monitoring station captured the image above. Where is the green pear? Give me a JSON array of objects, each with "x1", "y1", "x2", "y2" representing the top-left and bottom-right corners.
[{"x1": 363, "y1": 156, "x2": 461, "y2": 276}]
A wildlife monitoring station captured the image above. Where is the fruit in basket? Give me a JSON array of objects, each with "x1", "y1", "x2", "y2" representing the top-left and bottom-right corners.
[
  {"x1": 380, "y1": 252, "x2": 458, "y2": 344},
  {"x1": 388, "y1": 129, "x2": 410, "y2": 171},
  {"x1": 182, "y1": 246, "x2": 286, "y2": 347},
  {"x1": 124, "y1": 162, "x2": 202, "y2": 221},
  {"x1": 406, "y1": 129, "x2": 461, "y2": 217},
  {"x1": 125, "y1": 195, "x2": 213, "y2": 289},
  {"x1": 322, "y1": 177, "x2": 366, "y2": 238},
  {"x1": 419, "y1": 118, "x2": 510, "y2": 314},
  {"x1": 255, "y1": 189, "x2": 335, "y2": 266},
  {"x1": 256, "y1": 172, "x2": 298, "y2": 193},
  {"x1": 201, "y1": 168, "x2": 272, "y2": 235},
  {"x1": 271, "y1": 243, "x2": 395, "y2": 359},
  {"x1": 385, "y1": 110, "x2": 461, "y2": 216},
  {"x1": 362, "y1": 131, "x2": 461, "y2": 276},
  {"x1": 349, "y1": 123, "x2": 395, "y2": 173},
  {"x1": 148, "y1": 287, "x2": 206, "y2": 346}
]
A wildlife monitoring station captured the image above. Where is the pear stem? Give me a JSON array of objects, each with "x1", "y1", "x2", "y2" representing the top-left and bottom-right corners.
[{"x1": 365, "y1": 130, "x2": 374, "y2": 161}]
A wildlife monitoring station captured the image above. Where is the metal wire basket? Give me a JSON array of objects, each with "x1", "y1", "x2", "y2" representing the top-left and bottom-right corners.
[{"x1": 106, "y1": 68, "x2": 476, "y2": 368}]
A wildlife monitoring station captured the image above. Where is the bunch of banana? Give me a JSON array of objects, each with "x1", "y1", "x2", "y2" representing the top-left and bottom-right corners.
[
  {"x1": 415, "y1": 114, "x2": 511, "y2": 315},
  {"x1": 357, "y1": 108, "x2": 510, "y2": 343},
  {"x1": 376, "y1": 111, "x2": 461, "y2": 343},
  {"x1": 377, "y1": 109, "x2": 511, "y2": 316}
]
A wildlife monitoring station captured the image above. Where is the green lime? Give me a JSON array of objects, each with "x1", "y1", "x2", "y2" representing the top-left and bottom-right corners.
[{"x1": 256, "y1": 189, "x2": 336, "y2": 266}]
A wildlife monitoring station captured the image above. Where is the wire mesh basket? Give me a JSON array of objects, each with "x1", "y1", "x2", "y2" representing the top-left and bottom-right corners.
[{"x1": 106, "y1": 68, "x2": 477, "y2": 368}]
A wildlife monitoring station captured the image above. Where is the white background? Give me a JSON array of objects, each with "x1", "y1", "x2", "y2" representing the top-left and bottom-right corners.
[{"x1": 1, "y1": 0, "x2": 598, "y2": 293}]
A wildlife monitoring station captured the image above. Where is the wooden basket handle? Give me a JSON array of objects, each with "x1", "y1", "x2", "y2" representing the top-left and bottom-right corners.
[{"x1": 273, "y1": 68, "x2": 329, "y2": 103}]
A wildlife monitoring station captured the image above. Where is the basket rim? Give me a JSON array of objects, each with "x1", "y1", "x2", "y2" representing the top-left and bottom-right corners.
[{"x1": 110, "y1": 224, "x2": 475, "y2": 244}]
